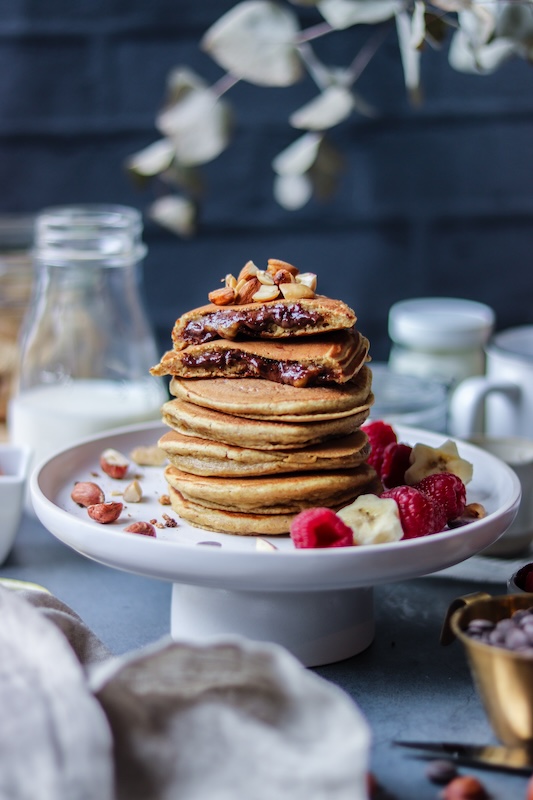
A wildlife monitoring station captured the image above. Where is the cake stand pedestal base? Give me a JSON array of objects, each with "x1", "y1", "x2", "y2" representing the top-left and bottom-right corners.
[{"x1": 170, "y1": 583, "x2": 375, "y2": 667}]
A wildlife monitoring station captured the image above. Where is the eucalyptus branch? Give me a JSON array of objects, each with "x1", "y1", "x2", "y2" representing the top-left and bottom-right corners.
[
  {"x1": 125, "y1": 0, "x2": 533, "y2": 236},
  {"x1": 211, "y1": 73, "x2": 241, "y2": 99},
  {"x1": 296, "y1": 41, "x2": 332, "y2": 91},
  {"x1": 294, "y1": 20, "x2": 335, "y2": 45},
  {"x1": 346, "y1": 23, "x2": 392, "y2": 86}
]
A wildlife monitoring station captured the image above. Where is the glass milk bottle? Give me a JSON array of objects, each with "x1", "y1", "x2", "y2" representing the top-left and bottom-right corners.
[{"x1": 8, "y1": 205, "x2": 167, "y2": 474}]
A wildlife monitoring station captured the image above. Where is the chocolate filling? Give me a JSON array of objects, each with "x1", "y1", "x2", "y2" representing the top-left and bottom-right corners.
[
  {"x1": 181, "y1": 303, "x2": 324, "y2": 345},
  {"x1": 181, "y1": 349, "x2": 336, "y2": 387}
]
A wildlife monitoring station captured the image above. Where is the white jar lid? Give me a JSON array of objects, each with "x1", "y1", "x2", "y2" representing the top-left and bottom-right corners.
[{"x1": 388, "y1": 297, "x2": 495, "y2": 352}]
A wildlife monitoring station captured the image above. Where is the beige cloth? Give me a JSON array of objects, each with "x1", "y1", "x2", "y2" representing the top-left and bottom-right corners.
[{"x1": 0, "y1": 586, "x2": 371, "y2": 800}]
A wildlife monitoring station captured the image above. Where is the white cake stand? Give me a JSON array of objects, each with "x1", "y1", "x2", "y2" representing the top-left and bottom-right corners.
[{"x1": 31, "y1": 422, "x2": 520, "y2": 666}]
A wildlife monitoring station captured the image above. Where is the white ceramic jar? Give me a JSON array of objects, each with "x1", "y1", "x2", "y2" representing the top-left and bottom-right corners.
[{"x1": 388, "y1": 297, "x2": 495, "y2": 389}]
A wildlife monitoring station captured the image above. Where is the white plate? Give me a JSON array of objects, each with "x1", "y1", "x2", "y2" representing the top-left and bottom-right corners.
[
  {"x1": 30, "y1": 421, "x2": 521, "y2": 666},
  {"x1": 31, "y1": 421, "x2": 520, "y2": 590}
]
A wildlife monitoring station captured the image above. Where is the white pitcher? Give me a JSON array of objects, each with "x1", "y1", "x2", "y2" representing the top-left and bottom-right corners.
[{"x1": 449, "y1": 326, "x2": 533, "y2": 439}]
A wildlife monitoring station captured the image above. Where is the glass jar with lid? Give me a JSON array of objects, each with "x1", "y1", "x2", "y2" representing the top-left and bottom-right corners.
[
  {"x1": 388, "y1": 297, "x2": 495, "y2": 389},
  {"x1": 8, "y1": 205, "x2": 167, "y2": 473}
]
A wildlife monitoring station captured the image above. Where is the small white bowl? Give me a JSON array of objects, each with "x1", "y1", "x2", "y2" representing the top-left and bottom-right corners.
[{"x1": 0, "y1": 444, "x2": 32, "y2": 564}]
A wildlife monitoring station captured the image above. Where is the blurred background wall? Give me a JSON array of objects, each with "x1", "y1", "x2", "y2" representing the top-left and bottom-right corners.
[{"x1": 1, "y1": 0, "x2": 533, "y2": 361}]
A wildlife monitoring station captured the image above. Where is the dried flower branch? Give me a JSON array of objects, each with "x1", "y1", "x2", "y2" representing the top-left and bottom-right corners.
[{"x1": 126, "y1": 0, "x2": 533, "y2": 236}]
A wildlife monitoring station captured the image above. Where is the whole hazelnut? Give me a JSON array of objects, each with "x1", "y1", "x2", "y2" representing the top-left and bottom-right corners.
[
  {"x1": 71, "y1": 481, "x2": 105, "y2": 507},
  {"x1": 440, "y1": 775, "x2": 488, "y2": 800},
  {"x1": 87, "y1": 502, "x2": 123, "y2": 524},
  {"x1": 100, "y1": 448, "x2": 129, "y2": 479}
]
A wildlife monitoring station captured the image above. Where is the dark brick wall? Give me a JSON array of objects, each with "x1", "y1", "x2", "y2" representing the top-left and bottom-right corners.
[{"x1": 1, "y1": 2, "x2": 533, "y2": 361}]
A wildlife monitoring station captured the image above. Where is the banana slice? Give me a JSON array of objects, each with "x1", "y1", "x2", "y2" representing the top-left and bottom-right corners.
[
  {"x1": 404, "y1": 440, "x2": 473, "y2": 485},
  {"x1": 337, "y1": 494, "x2": 404, "y2": 545}
]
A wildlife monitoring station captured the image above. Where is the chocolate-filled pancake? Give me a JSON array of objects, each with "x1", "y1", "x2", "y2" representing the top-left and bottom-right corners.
[
  {"x1": 171, "y1": 295, "x2": 357, "y2": 349},
  {"x1": 158, "y1": 429, "x2": 370, "y2": 477},
  {"x1": 151, "y1": 329, "x2": 369, "y2": 387},
  {"x1": 164, "y1": 462, "x2": 378, "y2": 515},
  {"x1": 161, "y1": 398, "x2": 371, "y2": 449},
  {"x1": 168, "y1": 365, "x2": 373, "y2": 422}
]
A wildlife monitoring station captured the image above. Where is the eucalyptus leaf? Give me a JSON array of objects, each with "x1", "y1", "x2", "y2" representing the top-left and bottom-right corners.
[
  {"x1": 165, "y1": 67, "x2": 208, "y2": 105},
  {"x1": 157, "y1": 88, "x2": 232, "y2": 166},
  {"x1": 201, "y1": 0, "x2": 303, "y2": 87},
  {"x1": 448, "y1": 29, "x2": 517, "y2": 73},
  {"x1": 318, "y1": 0, "x2": 400, "y2": 31},
  {"x1": 309, "y1": 137, "x2": 344, "y2": 199},
  {"x1": 424, "y1": 12, "x2": 448, "y2": 45},
  {"x1": 396, "y1": 10, "x2": 422, "y2": 103},
  {"x1": 457, "y1": 6, "x2": 496, "y2": 48},
  {"x1": 272, "y1": 132, "x2": 323, "y2": 175},
  {"x1": 290, "y1": 86, "x2": 355, "y2": 130},
  {"x1": 125, "y1": 139, "x2": 175, "y2": 178},
  {"x1": 411, "y1": 1, "x2": 426, "y2": 51},
  {"x1": 149, "y1": 196, "x2": 197, "y2": 237},
  {"x1": 497, "y1": 1, "x2": 533, "y2": 42},
  {"x1": 431, "y1": 1, "x2": 473, "y2": 11},
  {"x1": 273, "y1": 172, "x2": 314, "y2": 209},
  {"x1": 160, "y1": 163, "x2": 204, "y2": 197}
]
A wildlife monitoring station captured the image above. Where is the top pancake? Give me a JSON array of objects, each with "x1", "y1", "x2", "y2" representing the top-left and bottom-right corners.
[
  {"x1": 171, "y1": 295, "x2": 356, "y2": 349},
  {"x1": 151, "y1": 329, "x2": 369, "y2": 388},
  {"x1": 169, "y1": 364, "x2": 373, "y2": 422}
]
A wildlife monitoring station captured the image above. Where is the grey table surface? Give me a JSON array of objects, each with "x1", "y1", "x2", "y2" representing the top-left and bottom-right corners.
[{"x1": 1, "y1": 513, "x2": 531, "y2": 800}]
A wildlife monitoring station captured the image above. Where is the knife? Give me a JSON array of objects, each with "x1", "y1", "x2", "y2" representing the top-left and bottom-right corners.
[{"x1": 394, "y1": 740, "x2": 533, "y2": 774}]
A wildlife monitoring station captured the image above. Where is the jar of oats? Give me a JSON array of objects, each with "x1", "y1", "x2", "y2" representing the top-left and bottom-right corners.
[{"x1": 0, "y1": 215, "x2": 34, "y2": 431}]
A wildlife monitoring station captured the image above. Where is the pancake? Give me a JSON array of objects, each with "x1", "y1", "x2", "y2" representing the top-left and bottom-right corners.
[
  {"x1": 168, "y1": 487, "x2": 298, "y2": 535},
  {"x1": 167, "y1": 475, "x2": 381, "y2": 535},
  {"x1": 171, "y1": 295, "x2": 357, "y2": 349},
  {"x1": 168, "y1": 365, "x2": 373, "y2": 422},
  {"x1": 161, "y1": 398, "x2": 372, "y2": 449},
  {"x1": 164, "y1": 463, "x2": 377, "y2": 514},
  {"x1": 158, "y1": 429, "x2": 370, "y2": 477},
  {"x1": 151, "y1": 329, "x2": 370, "y2": 387}
]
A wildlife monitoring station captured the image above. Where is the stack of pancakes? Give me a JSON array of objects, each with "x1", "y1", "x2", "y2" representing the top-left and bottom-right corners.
[{"x1": 151, "y1": 259, "x2": 379, "y2": 535}]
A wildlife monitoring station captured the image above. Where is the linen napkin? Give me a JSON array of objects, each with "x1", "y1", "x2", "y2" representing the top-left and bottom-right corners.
[{"x1": 0, "y1": 585, "x2": 371, "y2": 800}]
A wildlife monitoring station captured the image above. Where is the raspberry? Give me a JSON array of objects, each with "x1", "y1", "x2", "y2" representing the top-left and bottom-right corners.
[
  {"x1": 380, "y1": 442, "x2": 413, "y2": 488},
  {"x1": 362, "y1": 420, "x2": 397, "y2": 477},
  {"x1": 415, "y1": 472, "x2": 467, "y2": 523},
  {"x1": 290, "y1": 507, "x2": 353, "y2": 549},
  {"x1": 381, "y1": 486, "x2": 446, "y2": 539}
]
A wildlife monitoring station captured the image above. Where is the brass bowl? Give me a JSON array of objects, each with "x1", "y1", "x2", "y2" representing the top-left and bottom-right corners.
[{"x1": 442, "y1": 592, "x2": 533, "y2": 748}]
